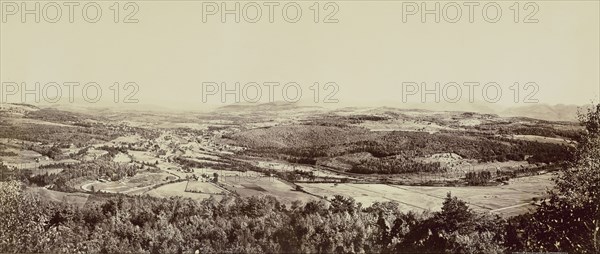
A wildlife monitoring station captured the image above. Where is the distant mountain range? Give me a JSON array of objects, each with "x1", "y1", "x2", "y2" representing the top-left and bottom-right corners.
[
  {"x1": 215, "y1": 102, "x2": 590, "y2": 122},
  {"x1": 499, "y1": 104, "x2": 589, "y2": 122},
  {"x1": 5, "y1": 100, "x2": 591, "y2": 123},
  {"x1": 215, "y1": 101, "x2": 321, "y2": 113}
]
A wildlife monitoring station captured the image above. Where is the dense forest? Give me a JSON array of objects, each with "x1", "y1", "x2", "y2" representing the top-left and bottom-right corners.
[
  {"x1": 2, "y1": 184, "x2": 510, "y2": 253},
  {"x1": 245, "y1": 130, "x2": 575, "y2": 175},
  {"x1": 350, "y1": 157, "x2": 443, "y2": 174}
]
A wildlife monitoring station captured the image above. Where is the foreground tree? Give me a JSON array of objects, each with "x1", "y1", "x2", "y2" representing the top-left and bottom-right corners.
[{"x1": 520, "y1": 104, "x2": 600, "y2": 253}]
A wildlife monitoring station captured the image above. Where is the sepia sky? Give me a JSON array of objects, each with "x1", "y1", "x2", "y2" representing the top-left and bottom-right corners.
[{"x1": 1, "y1": 1, "x2": 599, "y2": 110}]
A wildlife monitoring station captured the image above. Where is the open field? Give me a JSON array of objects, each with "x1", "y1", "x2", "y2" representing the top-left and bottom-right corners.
[
  {"x1": 299, "y1": 173, "x2": 554, "y2": 216},
  {"x1": 252, "y1": 159, "x2": 358, "y2": 179},
  {"x1": 509, "y1": 134, "x2": 574, "y2": 145},
  {"x1": 0, "y1": 143, "x2": 80, "y2": 170},
  {"x1": 80, "y1": 171, "x2": 176, "y2": 193},
  {"x1": 357, "y1": 119, "x2": 457, "y2": 134},
  {"x1": 144, "y1": 181, "x2": 214, "y2": 201},
  {"x1": 129, "y1": 150, "x2": 158, "y2": 163},
  {"x1": 4, "y1": 158, "x2": 79, "y2": 170},
  {"x1": 185, "y1": 181, "x2": 226, "y2": 194},
  {"x1": 24, "y1": 187, "x2": 90, "y2": 208},
  {"x1": 0, "y1": 149, "x2": 42, "y2": 163},
  {"x1": 82, "y1": 148, "x2": 109, "y2": 161},
  {"x1": 218, "y1": 172, "x2": 319, "y2": 204},
  {"x1": 112, "y1": 152, "x2": 132, "y2": 163}
]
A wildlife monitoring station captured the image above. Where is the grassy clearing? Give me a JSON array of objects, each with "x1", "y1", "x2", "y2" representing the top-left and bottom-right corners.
[
  {"x1": 185, "y1": 181, "x2": 225, "y2": 194},
  {"x1": 144, "y1": 181, "x2": 214, "y2": 201},
  {"x1": 129, "y1": 150, "x2": 158, "y2": 163},
  {"x1": 298, "y1": 173, "x2": 554, "y2": 216},
  {"x1": 24, "y1": 187, "x2": 89, "y2": 208},
  {"x1": 82, "y1": 172, "x2": 175, "y2": 193},
  {"x1": 219, "y1": 173, "x2": 318, "y2": 204}
]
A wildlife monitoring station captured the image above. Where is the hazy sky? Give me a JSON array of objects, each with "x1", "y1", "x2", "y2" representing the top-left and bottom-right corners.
[{"x1": 1, "y1": 1, "x2": 598, "y2": 111}]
